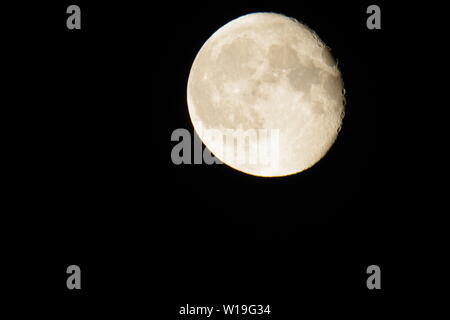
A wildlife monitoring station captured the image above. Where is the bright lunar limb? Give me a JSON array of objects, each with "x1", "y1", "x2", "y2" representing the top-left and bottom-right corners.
[{"x1": 187, "y1": 12, "x2": 345, "y2": 177}]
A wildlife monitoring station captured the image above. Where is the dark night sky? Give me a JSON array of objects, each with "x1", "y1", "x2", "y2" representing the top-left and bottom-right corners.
[{"x1": 4, "y1": 0, "x2": 439, "y2": 317}]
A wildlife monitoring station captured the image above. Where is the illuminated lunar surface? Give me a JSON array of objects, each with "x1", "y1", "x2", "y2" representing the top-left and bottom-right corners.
[{"x1": 187, "y1": 12, "x2": 345, "y2": 177}]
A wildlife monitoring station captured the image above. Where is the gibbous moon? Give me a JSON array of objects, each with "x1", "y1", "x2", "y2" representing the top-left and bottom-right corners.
[{"x1": 187, "y1": 12, "x2": 345, "y2": 177}]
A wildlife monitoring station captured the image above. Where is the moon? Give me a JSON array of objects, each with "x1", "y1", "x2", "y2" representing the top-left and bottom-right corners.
[{"x1": 187, "y1": 12, "x2": 345, "y2": 177}]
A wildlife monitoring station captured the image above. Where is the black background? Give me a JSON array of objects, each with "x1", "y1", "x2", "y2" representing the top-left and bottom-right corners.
[{"x1": 4, "y1": 0, "x2": 436, "y2": 318}]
